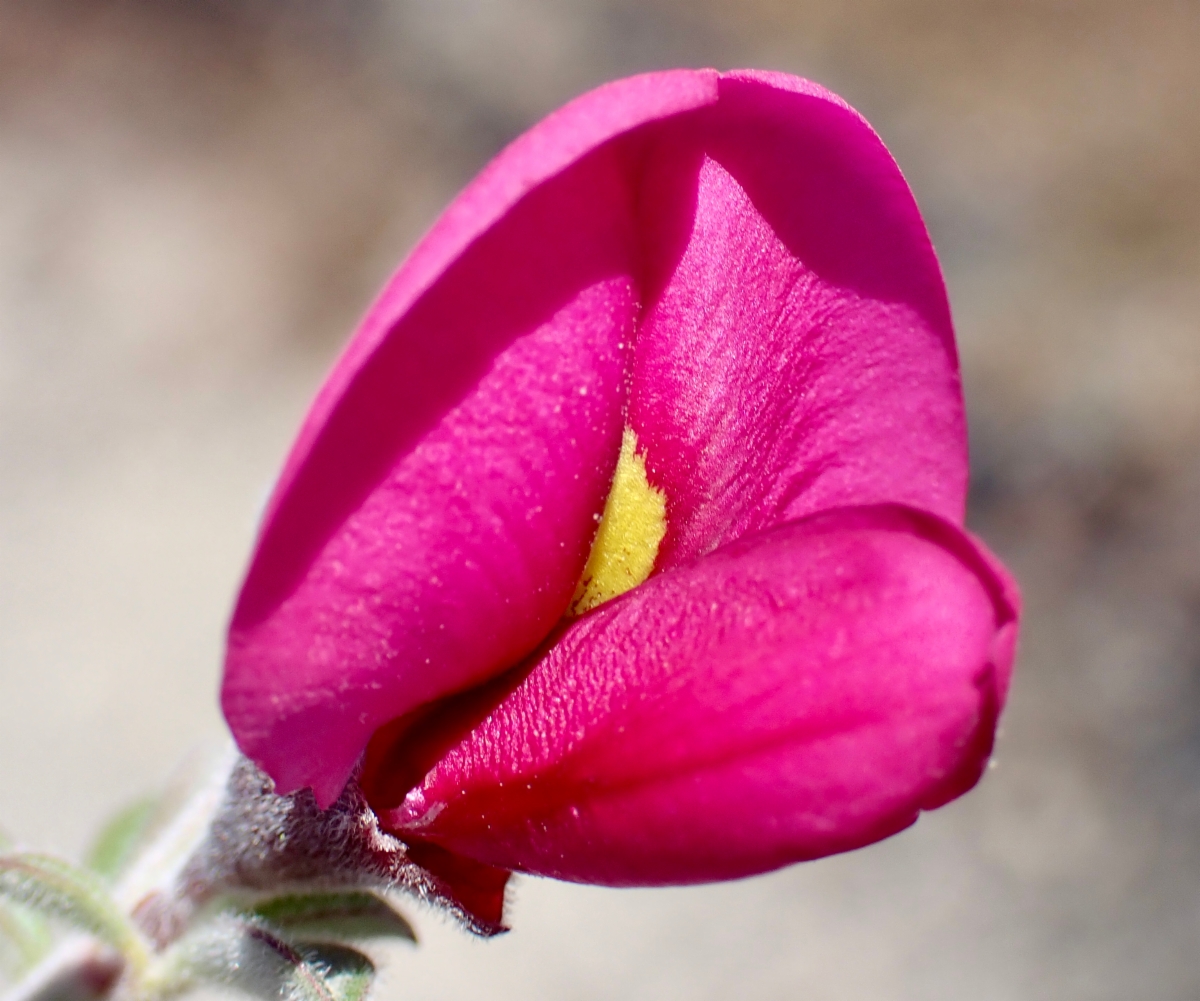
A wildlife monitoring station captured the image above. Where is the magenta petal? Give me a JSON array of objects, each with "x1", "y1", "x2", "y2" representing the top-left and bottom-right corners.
[
  {"x1": 378, "y1": 505, "x2": 1018, "y2": 884},
  {"x1": 222, "y1": 67, "x2": 1002, "y2": 831},
  {"x1": 632, "y1": 74, "x2": 966, "y2": 567},
  {"x1": 223, "y1": 72, "x2": 719, "y2": 807}
]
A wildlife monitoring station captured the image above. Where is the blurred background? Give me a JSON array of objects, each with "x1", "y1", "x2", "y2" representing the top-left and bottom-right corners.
[{"x1": 2, "y1": 1, "x2": 1199, "y2": 998}]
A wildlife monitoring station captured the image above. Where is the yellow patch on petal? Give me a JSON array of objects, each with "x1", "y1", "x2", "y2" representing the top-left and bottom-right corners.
[{"x1": 570, "y1": 426, "x2": 667, "y2": 616}]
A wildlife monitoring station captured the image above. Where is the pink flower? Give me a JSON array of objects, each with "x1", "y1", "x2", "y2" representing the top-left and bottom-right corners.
[{"x1": 222, "y1": 69, "x2": 1019, "y2": 927}]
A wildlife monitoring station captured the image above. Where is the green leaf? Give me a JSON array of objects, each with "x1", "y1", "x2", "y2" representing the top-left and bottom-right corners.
[
  {"x1": 84, "y1": 798, "x2": 159, "y2": 883},
  {"x1": 298, "y1": 943, "x2": 374, "y2": 1001},
  {"x1": 251, "y1": 892, "x2": 416, "y2": 945},
  {"x1": 151, "y1": 915, "x2": 375, "y2": 1001},
  {"x1": 0, "y1": 852, "x2": 148, "y2": 972}
]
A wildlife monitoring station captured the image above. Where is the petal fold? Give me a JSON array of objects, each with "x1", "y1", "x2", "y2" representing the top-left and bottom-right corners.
[{"x1": 373, "y1": 505, "x2": 1018, "y2": 884}]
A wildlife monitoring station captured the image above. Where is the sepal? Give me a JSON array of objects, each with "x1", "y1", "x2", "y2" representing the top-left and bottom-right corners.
[
  {"x1": 250, "y1": 892, "x2": 415, "y2": 945},
  {"x1": 173, "y1": 756, "x2": 508, "y2": 938},
  {"x1": 145, "y1": 914, "x2": 374, "y2": 1001}
]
